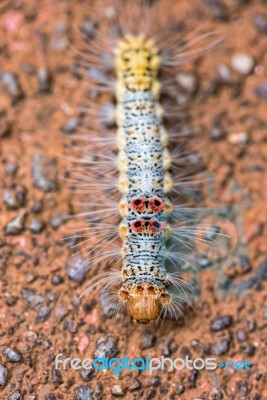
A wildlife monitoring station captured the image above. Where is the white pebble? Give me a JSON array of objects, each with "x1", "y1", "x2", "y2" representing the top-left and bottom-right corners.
[
  {"x1": 176, "y1": 72, "x2": 198, "y2": 93},
  {"x1": 228, "y1": 132, "x2": 248, "y2": 144},
  {"x1": 231, "y1": 53, "x2": 254, "y2": 75}
]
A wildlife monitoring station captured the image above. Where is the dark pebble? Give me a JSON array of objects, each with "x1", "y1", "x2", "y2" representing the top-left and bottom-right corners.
[
  {"x1": 75, "y1": 385, "x2": 94, "y2": 400},
  {"x1": 203, "y1": 0, "x2": 228, "y2": 20},
  {"x1": 139, "y1": 330, "x2": 156, "y2": 350},
  {"x1": 28, "y1": 218, "x2": 45, "y2": 233},
  {"x1": 93, "y1": 336, "x2": 117, "y2": 359},
  {"x1": 210, "y1": 315, "x2": 233, "y2": 331},
  {"x1": 3, "y1": 346, "x2": 22, "y2": 362},
  {"x1": 161, "y1": 338, "x2": 178, "y2": 356},
  {"x1": 8, "y1": 390, "x2": 22, "y2": 400},
  {"x1": 210, "y1": 124, "x2": 226, "y2": 140},
  {"x1": 51, "y1": 274, "x2": 64, "y2": 285},
  {"x1": 61, "y1": 116, "x2": 81, "y2": 134},
  {"x1": 149, "y1": 376, "x2": 160, "y2": 387},
  {"x1": 55, "y1": 302, "x2": 69, "y2": 321},
  {"x1": 37, "y1": 67, "x2": 51, "y2": 93},
  {"x1": 65, "y1": 255, "x2": 87, "y2": 283},
  {"x1": 242, "y1": 258, "x2": 267, "y2": 289},
  {"x1": 32, "y1": 154, "x2": 58, "y2": 192},
  {"x1": 188, "y1": 369, "x2": 198, "y2": 388},
  {"x1": 128, "y1": 378, "x2": 141, "y2": 391},
  {"x1": 0, "y1": 71, "x2": 24, "y2": 104},
  {"x1": 236, "y1": 329, "x2": 247, "y2": 342},
  {"x1": 51, "y1": 365, "x2": 63, "y2": 384},
  {"x1": 4, "y1": 209, "x2": 27, "y2": 235},
  {"x1": 263, "y1": 308, "x2": 267, "y2": 319},
  {"x1": 79, "y1": 17, "x2": 97, "y2": 39},
  {"x1": 111, "y1": 384, "x2": 125, "y2": 396},
  {"x1": 253, "y1": 14, "x2": 267, "y2": 35},
  {"x1": 20, "y1": 61, "x2": 36, "y2": 75},
  {"x1": 254, "y1": 82, "x2": 267, "y2": 100},
  {"x1": 6, "y1": 162, "x2": 18, "y2": 175},
  {"x1": 36, "y1": 303, "x2": 50, "y2": 322},
  {"x1": 180, "y1": 346, "x2": 191, "y2": 357},
  {"x1": 236, "y1": 380, "x2": 249, "y2": 395},
  {"x1": 31, "y1": 200, "x2": 43, "y2": 213},
  {"x1": 82, "y1": 300, "x2": 96, "y2": 313},
  {"x1": 212, "y1": 338, "x2": 230, "y2": 355},
  {"x1": 101, "y1": 102, "x2": 116, "y2": 128},
  {"x1": 3, "y1": 184, "x2": 27, "y2": 209},
  {"x1": 0, "y1": 364, "x2": 7, "y2": 386},
  {"x1": 174, "y1": 383, "x2": 184, "y2": 394},
  {"x1": 241, "y1": 343, "x2": 256, "y2": 357},
  {"x1": 0, "y1": 118, "x2": 11, "y2": 138},
  {"x1": 247, "y1": 319, "x2": 256, "y2": 332},
  {"x1": 49, "y1": 213, "x2": 68, "y2": 229},
  {"x1": 21, "y1": 287, "x2": 44, "y2": 307},
  {"x1": 143, "y1": 389, "x2": 156, "y2": 399},
  {"x1": 79, "y1": 366, "x2": 95, "y2": 382},
  {"x1": 94, "y1": 382, "x2": 103, "y2": 400}
]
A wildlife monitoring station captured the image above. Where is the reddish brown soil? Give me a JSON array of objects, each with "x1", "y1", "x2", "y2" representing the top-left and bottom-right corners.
[{"x1": 0, "y1": 1, "x2": 267, "y2": 399}]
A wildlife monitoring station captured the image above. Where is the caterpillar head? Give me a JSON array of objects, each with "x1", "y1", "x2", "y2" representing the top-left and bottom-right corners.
[{"x1": 118, "y1": 282, "x2": 170, "y2": 324}]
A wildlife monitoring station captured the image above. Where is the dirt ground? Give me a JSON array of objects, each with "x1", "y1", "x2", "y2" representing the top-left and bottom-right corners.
[{"x1": 0, "y1": 0, "x2": 267, "y2": 399}]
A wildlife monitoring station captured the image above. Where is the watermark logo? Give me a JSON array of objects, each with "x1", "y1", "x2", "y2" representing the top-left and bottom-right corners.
[{"x1": 55, "y1": 354, "x2": 251, "y2": 375}]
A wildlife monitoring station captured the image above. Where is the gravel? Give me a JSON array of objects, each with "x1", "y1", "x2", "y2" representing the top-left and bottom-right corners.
[
  {"x1": 0, "y1": 364, "x2": 7, "y2": 386},
  {"x1": 93, "y1": 336, "x2": 118, "y2": 359},
  {"x1": 61, "y1": 116, "x2": 81, "y2": 134},
  {"x1": 3, "y1": 347, "x2": 22, "y2": 362},
  {"x1": 128, "y1": 378, "x2": 141, "y2": 391},
  {"x1": 254, "y1": 81, "x2": 267, "y2": 99},
  {"x1": 0, "y1": 71, "x2": 24, "y2": 104},
  {"x1": 27, "y1": 218, "x2": 45, "y2": 233},
  {"x1": 37, "y1": 67, "x2": 52, "y2": 93},
  {"x1": 3, "y1": 184, "x2": 27, "y2": 209},
  {"x1": 231, "y1": 53, "x2": 254, "y2": 75},
  {"x1": 74, "y1": 385, "x2": 94, "y2": 400},
  {"x1": 210, "y1": 315, "x2": 233, "y2": 331},
  {"x1": 4, "y1": 209, "x2": 27, "y2": 235},
  {"x1": 212, "y1": 338, "x2": 230, "y2": 355},
  {"x1": 139, "y1": 330, "x2": 156, "y2": 350},
  {"x1": 253, "y1": 14, "x2": 267, "y2": 35},
  {"x1": 65, "y1": 255, "x2": 87, "y2": 283},
  {"x1": 175, "y1": 72, "x2": 198, "y2": 94},
  {"x1": 111, "y1": 384, "x2": 125, "y2": 396},
  {"x1": 32, "y1": 154, "x2": 58, "y2": 192}
]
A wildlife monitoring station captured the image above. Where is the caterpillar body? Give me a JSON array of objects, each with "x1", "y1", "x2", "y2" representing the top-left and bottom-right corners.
[{"x1": 67, "y1": 1, "x2": 219, "y2": 324}]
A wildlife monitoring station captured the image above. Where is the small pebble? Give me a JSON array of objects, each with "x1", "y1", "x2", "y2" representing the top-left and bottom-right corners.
[
  {"x1": 236, "y1": 329, "x2": 247, "y2": 342},
  {"x1": 139, "y1": 331, "x2": 156, "y2": 350},
  {"x1": 79, "y1": 366, "x2": 95, "y2": 382},
  {"x1": 241, "y1": 343, "x2": 256, "y2": 357},
  {"x1": 51, "y1": 365, "x2": 63, "y2": 384},
  {"x1": 231, "y1": 53, "x2": 254, "y2": 75},
  {"x1": 93, "y1": 336, "x2": 117, "y2": 359},
  {"x1": 31, "y1": 200, "x2": 43, "y2": 213},
  {"x1": 21, "y1": 287, "x2": 44, "y2": 307},
  {"x1": 99, "y1": 292, "x2": 116, "y2": 318},
  {"x1": 174, "y1": 383, "x2": 184, "y2": 394},
  {"x1": 212, "y1": 338, "x2": 230, "y2": 355},
  {"x1": 101, "y1": 102, "x2": 116, "y2": 128},
  {"x1": 79, "y1": 17, "x2": 97, "y2": 39},
  {"x1": 3, "y1": 184, "x2": 27, "y2": 209},
  {"x1": 188, "y1": 369, "x2": 198, "y2": 388},
  {"x1": 49, "y1": 213, "x2": 68, "y2": 229},
  {"x1": 50, "y1": 20, "x2": 69, "y2": 51},
  {"x1": 0, "y1": 71, "x2": 24, "y2": 104},
  {"x1": 32, "y1": 154, "x2": 58, "y2": 192},
  {"x1": 61, "y1": 116, "x2": 81, "y2": 134},
  {"x1": 8, "y1": 390, "x2": 22, "y2": 400},
  {"x1": 28, "y1": 218, "x2": 45, "y2": 233},
  {"x1": 203, "y1": 0, "x2": 228, "y2": 20},
  {"x1": 210, "y1": 315, "x2": 233, "y2": 331},
  {"x1": 143, "y1": 389, "x2": 156, "y2": 400},
  {"x1": 217, "y1": 64, "x2": 234, "y2": 84},
  {"x1": 149, "y1": 376, "x2": 160, "y2": 387},
  {"x1": 128, "y1": 378, "x2": 141, "y2": 391},
  {"x1": 228, "y1": 132, "x2": 248, "y2": 144},
  {"x1": 3, "y1": 346, "x2": 22, "y2": 362},
  {"x1": 74, "y1": 385, "x2": 94, "y2": 400},
  {"x1": 254, "y1": 81, "x2": 267, "y2": 99},
  {"x1": 253, "y1": 14, "x2": 267, "y2": 35},
  {"x1": 210, "y1": 124, "x2": 226, "y2": 140},
  {"x1": 65, "y1": 255, "x2": 87, "y2": 283},
  {"x1": 51, "y1": 274, "x2": 64, "y2": 285},
  {"x1": 0, "y1": 364, "x2": 7, "y2": 386},
  {"x1": 176, "y1": 72, "x2": 198, "y2": 94},
  {"x1": 36, "y1": 303, "x2": 50, "y2": 322},
  {"x1": 37, "y1": 67, "x2": 51, "y2": 93},
  {"x1": 111, "y1": 384, "x2": 125, "y2": 396},
  {"x1": 4, "y1": 209, "x2": 27, "y2": 235}
]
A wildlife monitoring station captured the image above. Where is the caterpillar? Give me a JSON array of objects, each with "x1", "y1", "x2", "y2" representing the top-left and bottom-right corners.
[{"x1": 66, "y1": 0, "x2": 220, "y2": 324}]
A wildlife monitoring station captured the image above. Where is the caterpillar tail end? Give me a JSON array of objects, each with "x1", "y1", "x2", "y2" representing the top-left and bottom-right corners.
[{"x1": 119, "y1": 283, "x2": 169, "y2": 324}]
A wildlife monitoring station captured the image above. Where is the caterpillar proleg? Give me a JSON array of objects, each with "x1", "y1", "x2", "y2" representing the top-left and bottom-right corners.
[{"x1": 67, "y1": 0, "x2": 221, "y2": 324}]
